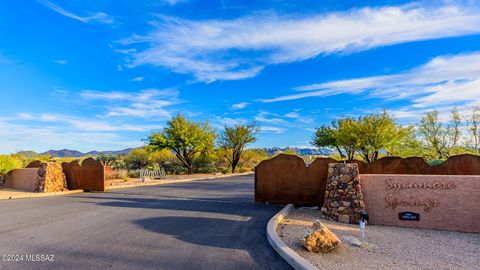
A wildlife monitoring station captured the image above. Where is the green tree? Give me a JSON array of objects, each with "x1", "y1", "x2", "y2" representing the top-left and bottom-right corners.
[
  {"x1": 312, "y1": 120, "x2": 356, "y2": 160},
  {"x1": 218, "y1": 123, "x2": 259, "y2": 173},
  {"x1": 419, "y1": 109, "x2": 462, "y2": 159},
  {"x1": 124, "y1": 148, "x2": 151, "y2": 170},
  {"x1": 353, "y1": 111, "x2": 411, "y2": 163},
  {"x1": 95, "y1": 153, "x2": 118, "y2": 167},
  {"x1": 312, "y1": 111, "x2": 410, "y2": 163},
  {"x1": 147, "y1": 114, "x2": 216, "y2": 174},
  {"x1": 334, "y1": 117, "x2": 359, "y2": 161},
  {"x1": 467, "y1": 106, "x2": 480, "y2": 153}
]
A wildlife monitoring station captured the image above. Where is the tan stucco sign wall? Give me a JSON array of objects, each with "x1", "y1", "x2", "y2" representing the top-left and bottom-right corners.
[
  {"x1": 360, "y1": 174, "x2": 480, "y2": 233},
  {"x1": 5, "y1": 168, "x2": 39, "y2": 191}
]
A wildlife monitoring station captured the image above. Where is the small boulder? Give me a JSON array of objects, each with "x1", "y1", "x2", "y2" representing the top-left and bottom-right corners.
[
  {"x1": 343, "y1": 236, "x2": 364, "y2": 247},
  {"x1": 302, "y1": 220, "x2": 341, "y2": 253}
]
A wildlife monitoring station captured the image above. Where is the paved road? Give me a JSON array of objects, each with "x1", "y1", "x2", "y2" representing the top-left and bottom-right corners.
[{"x1": 0, "y1": 175, "x2": 291, "y2": 270}]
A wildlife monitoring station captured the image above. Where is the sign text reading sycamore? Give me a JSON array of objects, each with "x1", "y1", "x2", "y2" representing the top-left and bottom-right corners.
[{"x1": 384, "y1": 177, "x2": 456, "y2": 212}]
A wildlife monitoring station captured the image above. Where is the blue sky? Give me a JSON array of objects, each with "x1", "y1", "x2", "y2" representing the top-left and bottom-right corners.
[{"x1": 1, "y1": 0, "x2": 480, "y2": 153}]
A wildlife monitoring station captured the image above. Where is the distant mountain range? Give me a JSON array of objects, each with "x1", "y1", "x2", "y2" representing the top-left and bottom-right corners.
[
  {"x1": 16, "y1": 147, "x2": 334, "y2": 158},
  {"x1": 16, "y1": 148, "x2": 136, "y2": 158},
  {"x1": 262, "y1": 147, "x2": 334, "y2": 156}
]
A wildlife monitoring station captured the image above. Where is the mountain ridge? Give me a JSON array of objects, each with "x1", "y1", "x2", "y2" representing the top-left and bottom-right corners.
[{"x1": 15, "y1": 147, "x2": 334, "y2": 158}]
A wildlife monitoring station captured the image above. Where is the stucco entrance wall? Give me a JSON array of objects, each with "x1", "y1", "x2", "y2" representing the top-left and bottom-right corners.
[
  {"x1": 5, "y1": 168, "x2": 39, "y2": 191},
  {"x1": 360, "y1": 174, "x2": 480, "y2": 233}
]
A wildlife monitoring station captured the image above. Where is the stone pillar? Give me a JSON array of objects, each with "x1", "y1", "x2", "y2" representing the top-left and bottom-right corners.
[
  {"x1": 34, "y1": 162, "x2": 67, "y2": 192},
  {"x1": 321, "y1": 163, "x2": 365, "y2": 224}
]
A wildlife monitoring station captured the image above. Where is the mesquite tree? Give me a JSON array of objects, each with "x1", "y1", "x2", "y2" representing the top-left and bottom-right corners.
[
  {"x1": 419, "y1": 109, "x2": 461, "y2": 159},
  {"x1": 218, "y1": 123, "x2": 259, "y2": 173},
  {"x1": 312, "y1": 111, "x2": 410, "y2": 163},
  {"x1": 147, "y1": 114, "x2": 216, "y2": 174}
]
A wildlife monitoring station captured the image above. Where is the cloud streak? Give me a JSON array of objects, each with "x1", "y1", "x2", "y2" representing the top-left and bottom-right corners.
[
  {"x1": 80, "y1": 89, "x2": 180, "y2": 119},
  {"x1": 38, "y1": 0, "x2": 113, "y2": 24},
  {"x1": 120, "y1": 2, "x2": 480, "y2": 82},
  {"x1": 262, "y1": 51, "x2": 480, "y2": 110}
]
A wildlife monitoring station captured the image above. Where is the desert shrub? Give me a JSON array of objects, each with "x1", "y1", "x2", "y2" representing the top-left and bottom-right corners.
[
  {"x1": 127, "y1": 170, "x2": 141, "y2": 178},
  {"x1": 104, "y1": 169, "x2": 128, "y2": 180},
  {"x1": 0, "y1": 155, "x2": 23, "y2": 176},
  {"x1": 427, "y1": 159, "x2": 445, "y2": 166},
  {"x1": 161, "y1": 162, "x2": 188, "y2": 174},
  {"x1": 193, "y1": 153, "x2": 217, "y2": 173},
  {"x1": 124, "y1": 148, "x2": 152, "y2": 170}
]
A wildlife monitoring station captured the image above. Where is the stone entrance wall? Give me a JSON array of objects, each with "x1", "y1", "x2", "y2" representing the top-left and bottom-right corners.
[
  {"x1": 321, "y1": 163, "x2": 365, "y2": 224},
  {"x1": 4, "y1": 168, "x2": 39, "y2": 191},
  {"x1": 361, "y1": 174, "x2": 480, "y2": 233},
  {"x1": 34, "y1": 162, "x2": 67, "y2": 192},
  {"x1": 5, "y1": 162, "x2": 66, "y2": 192},
  {"x1": 255, "y1": 154, "x2": 480, "y2": 206}
]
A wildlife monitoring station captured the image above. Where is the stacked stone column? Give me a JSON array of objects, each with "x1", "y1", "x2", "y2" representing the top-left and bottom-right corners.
[
  {"x1": 321, "y1": 163, "x2": 365, "y2": 224},
  {"x1": 34, "y1": 162, "x2": 67, "y2": 192}
]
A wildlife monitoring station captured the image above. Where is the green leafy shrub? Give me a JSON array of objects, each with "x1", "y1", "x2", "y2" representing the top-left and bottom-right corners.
[
  {"x1": 427, "y1": 159, "x2": 445, "y2": 166},
  {"x1": 0, "y1": 155, "x2": 23, "y2": 176}
]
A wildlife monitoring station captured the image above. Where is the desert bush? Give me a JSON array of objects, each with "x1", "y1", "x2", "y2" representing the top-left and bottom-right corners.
[
  {"x1": 0, "y1": 155, "x2": 23, "y2": 176},
  {"x1": 124, "y1": 148, "x2": 152, "y2": 170},
  {"x1": 104, "y1": 169, "x2": 128, "y2": 180},
  {"x1": 427, "y1": 159, "x2": 445, "y2": 166},
  {"x1": 127, "y1": 170, "x2": 141, "y2": 178}
]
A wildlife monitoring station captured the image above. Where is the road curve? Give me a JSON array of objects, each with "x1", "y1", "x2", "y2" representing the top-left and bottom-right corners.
[{"x1": 0, "y1": 175, "x2": 291, "y2": 270}]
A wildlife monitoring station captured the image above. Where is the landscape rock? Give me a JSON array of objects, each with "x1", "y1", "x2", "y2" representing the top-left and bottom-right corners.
[
  {"x1": 343, "y1": 236, "x2": 364, "y2": 247},
  {"x1": 302, "y1": 220, "x2": 341, "y2": 253}
]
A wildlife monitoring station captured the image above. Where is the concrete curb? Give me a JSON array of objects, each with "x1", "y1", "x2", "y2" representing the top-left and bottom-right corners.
[
  {"x1": 106, "y1": 172, "x2": 253, "y2": 190},
  {"x1": 267, "y1": 204, "x2": 318, "y2": 270},
  {"x1": 0, "y1": 189, "x2": 84, "y2": 200}
]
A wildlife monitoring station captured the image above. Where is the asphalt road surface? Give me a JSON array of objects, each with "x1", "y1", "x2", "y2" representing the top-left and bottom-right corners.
[{"x1": 0, "y1": 175, "x2": 291, "y2": 270}]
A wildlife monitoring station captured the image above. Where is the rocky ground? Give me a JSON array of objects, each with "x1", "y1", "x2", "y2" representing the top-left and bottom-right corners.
[{"x1": 278, "y1": 208, "x2": 479, "y2": 270}]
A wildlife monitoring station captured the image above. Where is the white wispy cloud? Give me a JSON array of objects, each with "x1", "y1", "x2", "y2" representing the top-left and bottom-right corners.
[
  {"x1": 162, "y1": 0, "x2": 189, "y2": 5},
  {"x1": 131, "y1": 76, "x2": 144, "y2": 82},
  {"x1": 119, "y1": 2, "x2": 480, "y2": 82},
  {"x1": 260, "y1": 126, "x2": 285, "y2": 134},
  {"x1": 261, "y1": 52, "x2": 480, "y2": 112},
  {"x1": 23, "y1": 113, "x2": 161, "y2": 132},
  {"x1": 54, "y1": 59, "x2": 68, "y2": 64},
  {"x1": 38, "y1": 0, "x2": 113, "y2": 24},
  {"x1": 211, "y1": 116, "x2": 247, "y2": 129},
  {"x1": 254, "y1": 111, "x2": 287, "y2": 125},
  {"x1": 80, "y1": 89, "x2": 180, "y2": 119},
  {"x1": 231, "y1": 102, "x2": 249, "y2": 109},
  {"x1": 81, "y1": 91, "x2": 131, "y2": 100}
]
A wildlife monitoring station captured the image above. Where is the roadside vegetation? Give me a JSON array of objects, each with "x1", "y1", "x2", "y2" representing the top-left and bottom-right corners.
[
  {"x1": 312, "y1": 107, "x2": 480, "y2": 163},
  {"x1": 2, "y1": 108, "x2": 480, "y2": 178}
]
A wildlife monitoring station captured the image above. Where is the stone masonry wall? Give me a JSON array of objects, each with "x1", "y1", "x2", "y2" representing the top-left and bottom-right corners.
[
  {"x1": 34, "y1": 162, "x2": 67, "y2": 192},
  {"x1": 321, "y1": 163, "x2": 365, "y2": 224}
]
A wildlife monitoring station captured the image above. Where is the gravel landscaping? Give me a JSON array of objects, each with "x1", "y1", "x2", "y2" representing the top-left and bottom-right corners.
[{"x1": 278, "y1": 208, "x2": 480, "y2": 270}]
